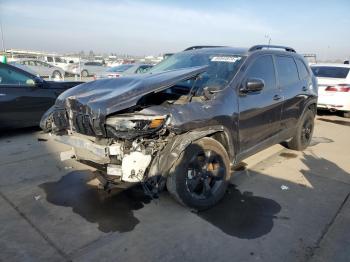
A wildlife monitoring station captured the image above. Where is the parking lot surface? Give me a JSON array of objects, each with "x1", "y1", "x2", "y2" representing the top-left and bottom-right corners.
[{"x1": 0, "y1": 113, "x2": 349, "y2": 262}]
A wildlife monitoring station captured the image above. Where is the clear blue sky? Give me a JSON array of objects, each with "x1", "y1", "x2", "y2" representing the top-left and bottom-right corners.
[{"x1": 1, "y1": 0, "x2": 349, "y2": 59}]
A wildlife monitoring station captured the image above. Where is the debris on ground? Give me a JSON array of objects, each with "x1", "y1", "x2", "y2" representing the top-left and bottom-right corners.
[
  {"x1": 34, "y1": 195, "x2": 41, "y2": 201},
  {"x1": 37, "y1": 138, "x2": 48, "y2": 142},
  {"x1": 64, "y1": 166, "x2": 73, "y2": 170},
  {"x1": 281, "y1": 185, "x2": 289, "y2": 190}
]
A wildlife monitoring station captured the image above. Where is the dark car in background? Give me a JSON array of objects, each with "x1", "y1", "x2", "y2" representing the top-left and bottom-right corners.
[
  {"x1": 41, "y1": 45, "x2": 317, "y2": 210},
  {"x1": 0, "y1": 62, "x2": 83, "y2": 129}
]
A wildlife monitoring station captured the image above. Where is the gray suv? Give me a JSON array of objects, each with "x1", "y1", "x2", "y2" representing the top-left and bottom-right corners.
[{"x1": 41, "y1": 45, "x2": 318, "y2": 210}]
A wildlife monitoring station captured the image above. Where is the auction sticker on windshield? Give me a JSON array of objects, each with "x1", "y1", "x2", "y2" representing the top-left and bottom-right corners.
[{"x1": 211, "y1": 56, "x2": 241, "y2": 63}]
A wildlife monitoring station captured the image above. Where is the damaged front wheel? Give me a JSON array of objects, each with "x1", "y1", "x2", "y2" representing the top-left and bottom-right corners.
[{"x1": 166, "y1": 137, "x2": 230, "y2": 211}]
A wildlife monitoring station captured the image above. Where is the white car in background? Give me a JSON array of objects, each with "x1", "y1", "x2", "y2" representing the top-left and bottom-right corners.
[
  {"x1": 10, "y1": 59, "x2": 65, "y2": 79},
  {"x1": 42, "y1": 56, "x2": 70, "y2": 72},
  {"x1": 94, "y1": 64, "x2": 153, "y2": 79},
  {"x1": 311, "y1": 64, "x2": 350, "y2": 118},
  {"x1": 66, "y1": 61, "x2": 106, "y2": 77}
]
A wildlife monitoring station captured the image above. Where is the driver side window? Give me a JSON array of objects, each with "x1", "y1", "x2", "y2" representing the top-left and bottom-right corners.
[
  {"x1": 0, "y1": 65, "x2": 35, "y2": 86},
  {"x1": 245, "y1": 55, "x2": 276, "y2": 90}
]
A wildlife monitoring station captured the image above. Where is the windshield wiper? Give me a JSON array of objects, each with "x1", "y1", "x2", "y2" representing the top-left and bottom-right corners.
[{"x1": 186, "y1": 75, "x2": 201, "y2": 102}]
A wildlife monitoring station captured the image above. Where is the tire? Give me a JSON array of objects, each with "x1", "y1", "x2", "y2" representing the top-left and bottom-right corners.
[
  {"x1": 81, "y1": 70, "x2": 89, "y2": 77},
  {"x1": 287, "y1": 109, "x2": 315, "y2": 151},
  {"x1": 343, "y1": 112, "x2": 350, "y2": 118},
  {"x1": 166, "y1": 137, "x2": 231, "y2": 211},
  {"x1": 52, "y1": 70, "x2": 62, "y2": 79}
]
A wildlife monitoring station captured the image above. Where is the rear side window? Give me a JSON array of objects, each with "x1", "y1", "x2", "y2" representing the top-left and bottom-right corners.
[
  {"x1": 275, "y1": 56, "x2": 299, "y2": 86},
  {"x1": 311, "y1": 66, "x2": 350, "y2": 79},
  {"x1": 296, "y1": 59, "x2": 309, "y2": 80},
  {"x1": 245, "y1": 55, "x2": 276, "y2": 90},
  {"x1": 47, "y1": 57, "x2": 53, "y2": 62}
]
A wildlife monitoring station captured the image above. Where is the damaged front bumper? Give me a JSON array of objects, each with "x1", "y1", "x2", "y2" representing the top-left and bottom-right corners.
[{"x1": 55, "y1": 134, "x2": 154, "y2": 183}]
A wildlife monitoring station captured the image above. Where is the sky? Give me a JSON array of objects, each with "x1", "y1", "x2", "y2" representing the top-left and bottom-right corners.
[{"x1": 0, "y1": 0, "x2": 349, "y2": 60}]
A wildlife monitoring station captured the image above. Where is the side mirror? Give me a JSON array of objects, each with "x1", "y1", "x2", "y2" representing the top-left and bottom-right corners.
[
  {"x1": 34, "y1": 77, "x2": 44, "y2": 87},
  {"x1": 241, "y1": 78, "x2": 265, "y2": 93}
]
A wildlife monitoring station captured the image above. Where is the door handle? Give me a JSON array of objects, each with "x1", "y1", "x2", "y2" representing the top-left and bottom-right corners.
[
  {"x1": 302, "y1": 86, "x2": 308, "y2": 91},
  {"x1": 273, "y1": 95, "x2": 282, "y2": 101}
]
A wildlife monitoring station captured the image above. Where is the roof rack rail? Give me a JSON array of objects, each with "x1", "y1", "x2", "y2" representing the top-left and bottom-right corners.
[
  {"x1": 184, "y1": 45, "x2": 225, "y2": 51},
  {"x1": 249, "y1": 45, "x2": 296, "y2": 53}
]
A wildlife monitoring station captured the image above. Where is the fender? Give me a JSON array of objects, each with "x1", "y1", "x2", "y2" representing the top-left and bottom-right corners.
[
  {"x1": 147, "y1": 125, "x2": 232, "y2": 178},
  {"x1": 298, "y1": 97, "x2": 318, "y2": 124}
]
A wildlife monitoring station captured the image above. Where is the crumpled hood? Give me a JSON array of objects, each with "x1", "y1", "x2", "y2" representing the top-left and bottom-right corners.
[{"x1": 55, "y1": 66, "x2": 207, "y2": 116}]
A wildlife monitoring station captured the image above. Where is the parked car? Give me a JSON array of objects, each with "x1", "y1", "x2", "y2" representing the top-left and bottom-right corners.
[
  {"x1": 11, "y1": 59, "x2": 65, "y2": 79},
  {"x1": 43, "y1": 56, "x2": 70, "y2": 72},
  {"x1": 66, "y1": 61, "x2": 106, "y2": 77},
  {"x1": 311, "y1": 63, "x2": 350, "y2": 118},
  {"x1": 41, "y1": 45, "x2": 317, "y2": 210},
  {"x1": 0, "y1": 62, "x2": 83, "y2": 129},
  {"x1": 95, "y1": 64, "x2": 153, "y2": 79}
]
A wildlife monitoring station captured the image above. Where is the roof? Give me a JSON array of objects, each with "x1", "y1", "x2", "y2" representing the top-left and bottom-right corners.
[
  {"x1": 184, "y1": 47, "x2": 249, "y2": 56},
  {"x1": 183, "y1": 45, "x2": 301, "y2": 57},
  {"x1": 310, "y1": 63, "x2": 350, "y2": 68}
]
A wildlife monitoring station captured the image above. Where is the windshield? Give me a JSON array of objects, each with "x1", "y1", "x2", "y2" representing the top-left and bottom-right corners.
[
  {"x1": 311, "y1": 66, "x2": 350, "y2": 78},
  {"x1": 149, "y1": 52, "x2": 244, "y2": 84},
  {"x1": 107, "y1": 64, "x2": 134, "y2": 72},
  {"x1": 148, "y1": 51, "x2": 244, "y2": 95}
]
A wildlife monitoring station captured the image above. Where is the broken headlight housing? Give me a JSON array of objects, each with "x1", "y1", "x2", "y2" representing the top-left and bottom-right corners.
[{"x1": 105, "y1": 114, "x2": 170, "y2": 138}]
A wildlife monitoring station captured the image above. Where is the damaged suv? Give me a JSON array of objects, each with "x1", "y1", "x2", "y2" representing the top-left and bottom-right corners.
[{"x1": 41, "y1": 45, "x2": 318, "y2": 210}]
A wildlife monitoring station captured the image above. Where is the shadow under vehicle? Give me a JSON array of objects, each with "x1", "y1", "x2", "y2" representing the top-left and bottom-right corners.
[
  {"x1": 40, "y1": 45, "x2": 318, "y2": 210},
  {"x1": 0, "y1": 62, "x2": 83, "y2": 129}
]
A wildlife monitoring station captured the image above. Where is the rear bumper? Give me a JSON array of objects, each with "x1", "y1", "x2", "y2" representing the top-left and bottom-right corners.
[{"x1": 317, "y1": 93, "x2": 350, "y2": 111}]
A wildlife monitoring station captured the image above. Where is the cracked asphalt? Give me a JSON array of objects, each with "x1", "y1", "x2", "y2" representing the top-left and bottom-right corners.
[{"x1": 0, "y1": 112, "x2": 349, "y2": 262}]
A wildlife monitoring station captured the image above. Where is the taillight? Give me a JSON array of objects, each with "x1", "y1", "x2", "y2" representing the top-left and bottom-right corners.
[{"x1": 325, "y1": 84, "x2": 350, "y2": 92}]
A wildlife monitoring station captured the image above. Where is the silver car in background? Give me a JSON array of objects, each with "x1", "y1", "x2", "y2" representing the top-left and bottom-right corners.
[
  {"x1": 66, "y1": 61, "x2": 106, "y2": 77},
  {"x1": 95, "y1": 63, "x2": 153, "y2": 79},
  {"x1": 11, "y1": 59, "x2": 65, "y2": 79}
]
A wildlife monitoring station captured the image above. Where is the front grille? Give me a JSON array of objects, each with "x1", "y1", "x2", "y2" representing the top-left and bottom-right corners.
[
  {"x1": 69, "y1": 110, "x2": 96, "y2": 136},
  {"x1": 52, "y1": 109, "x2": 69, "y2": 130}
]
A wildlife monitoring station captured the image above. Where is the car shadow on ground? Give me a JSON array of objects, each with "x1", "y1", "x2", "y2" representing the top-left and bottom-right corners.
[
  {"x1": 0, "y1": 126, "x2": 41, "y2": 139},
  {"x1": 38, "y1": 136, "x2": 349, "y2": 241},
  {"x1": 39, "y1": 171, "x2": 151, "y2": 233}
]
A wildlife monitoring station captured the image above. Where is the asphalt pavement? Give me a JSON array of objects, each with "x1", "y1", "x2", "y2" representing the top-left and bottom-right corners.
[{"x1": 0, "y1": 112, "x2": 349, "y2": 262}]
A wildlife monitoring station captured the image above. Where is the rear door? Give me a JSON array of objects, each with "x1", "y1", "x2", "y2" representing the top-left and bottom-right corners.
[
  {"x1": 238, "y1": 55, "x2": 283, "y2": 152},
  {"x1": 276, "y1": 56, "x2": 308, "y2": 131},
  {"x1": 36, "y1": 61, "x2": 52, "y2": 77}
]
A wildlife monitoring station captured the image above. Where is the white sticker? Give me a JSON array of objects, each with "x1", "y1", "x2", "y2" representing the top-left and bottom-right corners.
[{"x1": 211, "y1": 56, "x2": 241, "y2": 63}]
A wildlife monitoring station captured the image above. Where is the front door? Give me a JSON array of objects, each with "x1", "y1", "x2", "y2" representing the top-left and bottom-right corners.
[{"x1": 238, "y1": 55, "x2": 283, "y2": 153}]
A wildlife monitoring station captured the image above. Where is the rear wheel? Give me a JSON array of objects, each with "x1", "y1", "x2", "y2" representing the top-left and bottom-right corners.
[
  {"x1": 81, "y1": 70, "x2": 89, "y2": 77},
  {"x1": 52, "y1": 70, "x2": 62, "y2": 79},
  {"x1": 287, "y1": 109, "x2": 315, "y2": 151},
  {"x1": 166, "y1": 137, "x2": 231, "y2": 211}
]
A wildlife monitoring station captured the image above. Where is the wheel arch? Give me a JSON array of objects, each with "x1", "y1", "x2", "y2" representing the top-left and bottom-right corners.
[
  {"x1": 298, "y1": 99, "x2": 317, "y2": 125},
  {"x1": 147, "y1": 126, "x2": 234, "y2": 178}
]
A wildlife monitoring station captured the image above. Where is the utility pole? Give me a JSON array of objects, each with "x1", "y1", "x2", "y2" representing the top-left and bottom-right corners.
[
  {"x1": 265, "y1": 34, "x2": 271, "y2": 47},
  {"x1": 0, "y1": 17, "x2": 5, "y2": 51}
]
